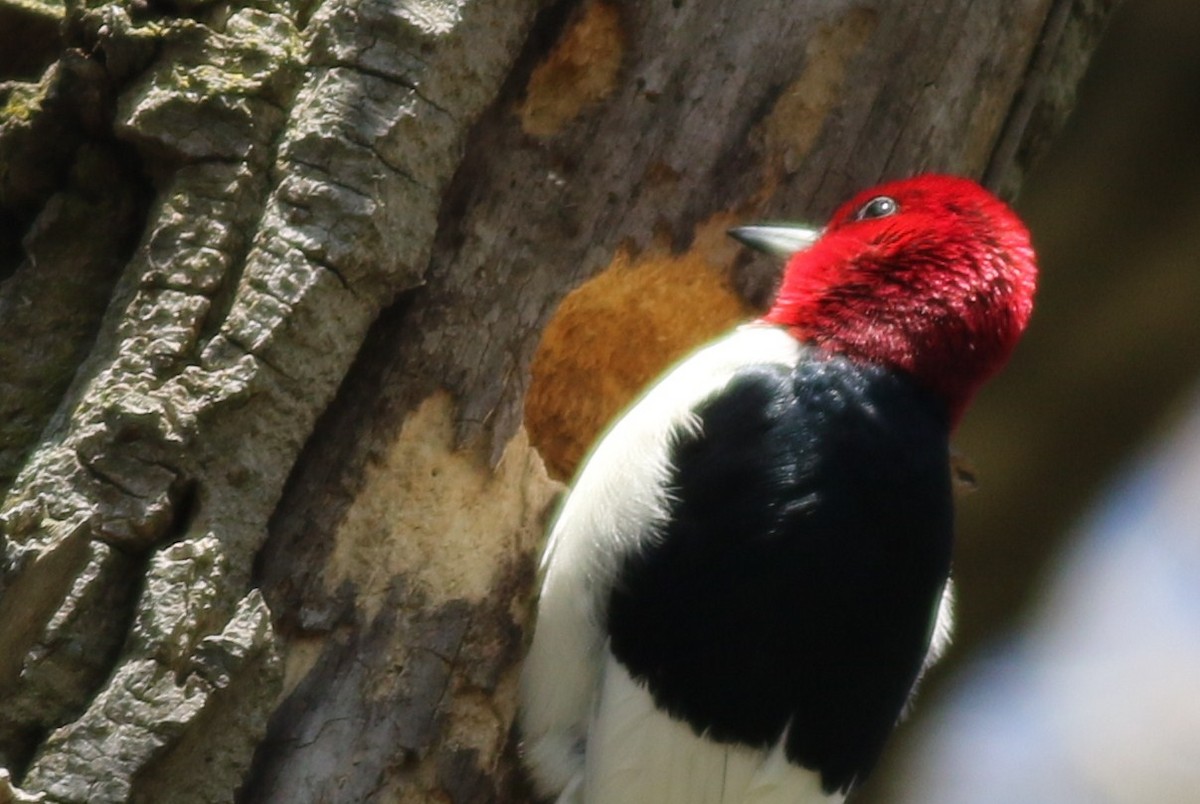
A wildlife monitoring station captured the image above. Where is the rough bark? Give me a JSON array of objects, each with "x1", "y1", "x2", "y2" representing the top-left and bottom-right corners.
[{"x1": 0, "y1": 0, "x2": 1117, "y2": 802}]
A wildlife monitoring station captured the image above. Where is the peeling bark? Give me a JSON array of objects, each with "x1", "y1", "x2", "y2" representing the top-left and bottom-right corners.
[{"x1": 0, "y1": 0, "x2": 1118, "y2": 800}]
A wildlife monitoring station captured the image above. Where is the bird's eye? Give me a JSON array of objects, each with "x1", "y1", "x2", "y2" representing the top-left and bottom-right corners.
[{"x1": 855, "y1": 196, "x2": 899, "y2": 221}]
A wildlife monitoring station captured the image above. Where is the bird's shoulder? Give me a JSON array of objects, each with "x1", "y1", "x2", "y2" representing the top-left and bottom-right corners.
[{"x1": 536, "y1": 325, "x2": 805, "y2": 583}]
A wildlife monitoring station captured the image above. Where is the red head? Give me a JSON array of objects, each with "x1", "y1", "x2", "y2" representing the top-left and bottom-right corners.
[{"x1": 743, "y1": 175, "x2": 1037, "y2": 426}]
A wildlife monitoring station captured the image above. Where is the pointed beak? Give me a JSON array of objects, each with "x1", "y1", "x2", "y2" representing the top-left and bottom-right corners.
[{"x1": 728, "y1": 223, "x2": 821, "y2": 258}]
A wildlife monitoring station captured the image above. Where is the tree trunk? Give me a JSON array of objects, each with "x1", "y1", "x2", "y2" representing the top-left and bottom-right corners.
[{"x1": 0, "y1": 0, "x2": 1117, "y2": 801}]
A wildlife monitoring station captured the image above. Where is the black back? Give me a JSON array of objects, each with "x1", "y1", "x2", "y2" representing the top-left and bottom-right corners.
[{"x1": 606, "y1": 354, "x2": 954, "y2": 794}]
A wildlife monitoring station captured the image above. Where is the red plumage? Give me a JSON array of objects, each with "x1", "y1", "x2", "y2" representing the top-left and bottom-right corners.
[{"x1": 764, "y1": 175, "x2": 1037, "y2": 425}]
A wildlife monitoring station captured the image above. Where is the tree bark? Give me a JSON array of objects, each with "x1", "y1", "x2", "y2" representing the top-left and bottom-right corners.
[{"x1": 0, "y1": 0, "x2": 1118, "y2": 801}]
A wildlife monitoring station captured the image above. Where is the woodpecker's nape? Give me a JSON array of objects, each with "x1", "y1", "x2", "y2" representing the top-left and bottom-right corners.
[{"x1": 519, "y1": 174, "x2": 1037, "y2": 804}]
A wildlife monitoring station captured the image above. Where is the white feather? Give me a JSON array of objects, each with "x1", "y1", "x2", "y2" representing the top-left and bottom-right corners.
[
  {"x1": 580, "y1": 651, "x2": 840, "y2": 804},
  {"x1": 926, "y1": 579, "x2": 956, "y2": 669}
]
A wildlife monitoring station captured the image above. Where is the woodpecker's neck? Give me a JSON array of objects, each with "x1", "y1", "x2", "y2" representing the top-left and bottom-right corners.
[
  {"x1": 767, "y1": 320, "x2": 988, "y2": 427},
  {"x1": 763, "y1": 235, "x2": 1034, "y2": 427}
]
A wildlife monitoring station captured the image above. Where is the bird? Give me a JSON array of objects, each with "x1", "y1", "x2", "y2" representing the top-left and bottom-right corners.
[{"x1": 518, "y1": 174, "x2": 1038, "y2": 803}]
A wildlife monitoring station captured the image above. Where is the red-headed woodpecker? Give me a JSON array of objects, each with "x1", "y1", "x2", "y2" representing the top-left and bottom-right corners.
[{"x1": 519, "y1": 175, "x2": 1038, "y2": 803}]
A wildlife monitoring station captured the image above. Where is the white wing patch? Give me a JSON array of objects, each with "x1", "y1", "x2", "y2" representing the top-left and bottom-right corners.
[
  {"x1": 519, "y1": 325, "x2": 803, "y2": 800},
  {"x1": 926, "y1": 578, "x2": 956, "y2": 669},
  {"x1": 581, "y1": 651, "x2": 840, "y2": 804},
  {"x1": 900, "y1": 578, "x2": 956, "y2": 724}
]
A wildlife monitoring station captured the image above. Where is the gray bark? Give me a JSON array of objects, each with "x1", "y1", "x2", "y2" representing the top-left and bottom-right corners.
[{"x1": 0, "y1": 0, "x2": 1118, "y2": 801}]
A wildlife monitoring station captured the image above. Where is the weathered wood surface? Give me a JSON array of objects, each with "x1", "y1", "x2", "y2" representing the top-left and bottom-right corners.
[{"x1": 0, "y1": 0, "x2": 1117, "y2": 801}]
